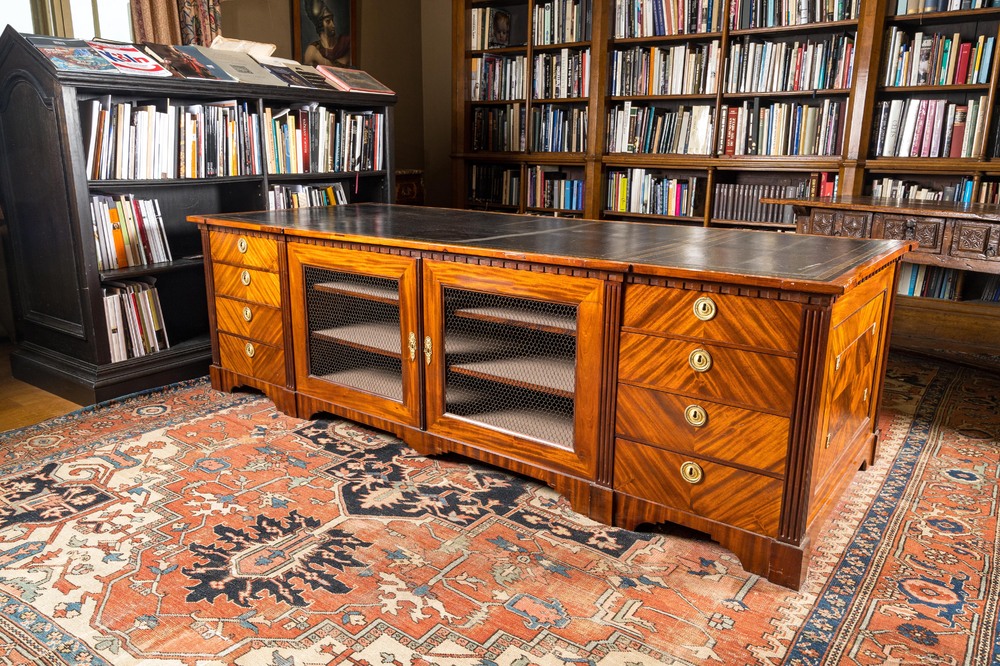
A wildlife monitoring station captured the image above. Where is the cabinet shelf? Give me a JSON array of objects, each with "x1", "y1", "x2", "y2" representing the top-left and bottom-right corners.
[
  {"x1": 317, "y1": 366, "x2": 404, "y2": 402},
  {"x1": 100, "y1": 257, "x2": 204, "y2": 280},
  {"x1": 454, "y1": 306, "x2": 577, "y2": 335},
  {"x1": 450, "y1": 356, "x2": 575, "y2": 398},
  {"x1": 611, "y1": 32, "x2": 724, "y2": 46},
  {"x1": 313, "y1": 279, "x2": 399, "y2": 304},
  {"x1": 313, "y1": 322, "x2": 403, "y2": 358},
  {"x1": 887, "y1": 7, "x2": 1000, "y2": 24},
  {"x1": 729, "y1": 18, "x2": 859, "y2": 36},
  {"x1": 452, "y1": 406, "x2": 574, "y2": 448},
  {"x1": 89, "y1": 175, "x2": 263, "y2": 187},
  {"x1": 721, "y1": 88, "x2": 852, "y2": 99}
]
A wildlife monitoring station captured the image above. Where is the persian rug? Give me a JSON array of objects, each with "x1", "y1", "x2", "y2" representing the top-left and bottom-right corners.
[{"x1": 0, "y1": 353, "x2": 996, "y2": 665}]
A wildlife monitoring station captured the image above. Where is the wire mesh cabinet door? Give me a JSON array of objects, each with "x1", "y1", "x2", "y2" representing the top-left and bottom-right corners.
[
  {"x1": 421, "y1": 259, "x2": 609, "y2": 481},
  {"x1": 287, "y1": 243, "x2": 422, "y2": 427}
]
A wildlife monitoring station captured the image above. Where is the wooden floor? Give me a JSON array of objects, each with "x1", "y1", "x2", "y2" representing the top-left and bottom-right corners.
[{"x1": 0, "y1": 340, "x2": 83, "y2": 432}]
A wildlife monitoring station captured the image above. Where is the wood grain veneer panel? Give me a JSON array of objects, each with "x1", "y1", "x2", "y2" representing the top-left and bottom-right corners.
[
  {"x1": 210, "y1": 230, "x2": 279, "y2": 269},
  {"x1": 623, "y1": 284, "x2": 803, "y2": 353},
  {"x1": 616, "y1": 384, "x2": 788, "y2": 475},
  {"x1": 218, "y1": 332, "x2": 285, "y2": 386},
  {"x1": 215, "y1": 296, "x2": 284, "y2": 347},
  {"x1": 618, "y1": 332, "x2": 797, "y2": 414},
  {"x1": 614, "y1": 439, "x2": 783, "y2": 537},
  {"x1": 213, "y1": 264, "x2": 282, "y2": 307}
]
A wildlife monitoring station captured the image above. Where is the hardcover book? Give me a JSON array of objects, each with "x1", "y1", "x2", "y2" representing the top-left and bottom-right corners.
[
  {"x1": 143, "y1": 43, "x2": 234, "y2": 81},
  {"x1": 316, "y1": 65, "x2": 394, "y2": 95},
  {"x1": 27, "y1": 35, "x2": 119, "y2": 73},
  {"x1": 87, "y1": 41, "x2": 173, "y2": 77},
  {"x1": 190, "y1": 46, "x2": 285, "y2": 86},
  {"x1": 173, "y1": 45, "x2": 237, "y2": 81}
]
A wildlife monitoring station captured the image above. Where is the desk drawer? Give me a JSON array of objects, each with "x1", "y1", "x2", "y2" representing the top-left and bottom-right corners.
[
  {"x1": 623, "y1": 284, "x2": 801, "y2": 353},
  {"x1": 616, "y1": 383, "x2": 788, "y2": 475},
  {"x1": 216, "y1": 296, "x2": 284, "y2": 347},
  {"x1": 614, "y1": 438, "x2": 782, "y2": 537},
  {"x1": 618, "y1": 332, "x2": 796, "y2": 413},
  {"x1": 214, "y1": 263, "x2": 281, "y2": 306},
  {"x1": 210, "y1": 230, "x2": 278, "y2": 269},
  {"x1": 218, "y1": 332, "x2": 285, "y2": 385}
]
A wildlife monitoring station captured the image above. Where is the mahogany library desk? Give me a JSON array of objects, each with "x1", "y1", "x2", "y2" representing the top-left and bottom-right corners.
[{"x1": 189, "y1": 203, "x2": 911, "y2": 589}]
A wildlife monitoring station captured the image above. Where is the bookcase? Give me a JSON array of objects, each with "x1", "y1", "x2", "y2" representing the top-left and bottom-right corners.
[
  {"x1": 452, "y1": 0, "x2": 1000, "y2": 357},
  {"x1": 0, "y1": 26, "x2": 395, "y2": 404}
]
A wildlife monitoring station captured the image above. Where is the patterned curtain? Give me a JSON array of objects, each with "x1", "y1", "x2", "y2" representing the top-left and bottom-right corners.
[
  {"x1": 130, "y1": 0, "x2": 182, "y2": 45},
  {"x1": 177, "y1": 0, "x2": 223, "y2": 46}
]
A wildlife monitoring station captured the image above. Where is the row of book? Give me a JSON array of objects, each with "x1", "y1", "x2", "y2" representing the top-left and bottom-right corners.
[
  {"x1": 979, "y1": 274, "x2": 1000, "y2": 302},
  {"x1": 730, "y1": 0, "x2": 860, "y2": 29},
  {"x1": 470, "y1": 7, "x2": 527, "y2": 50},
  {"x1": 533, "y1": 48, "x2": 591, "y2": 99},
  {"x1": 263, "y1": 106, "x2": 385, "y2": 175},
  {"x1": 268, "y1": 182, "x2": 349, "y2": 210},
  {"x1": 871, "y1": 96, "x2": 989, "y2": 159},
  {"x1": 90, "y1": 194, "x2": 172, "y2": 271},
  {"x1": 534, "y1": 0, "x2": 593, "y2": 45},
  {"x1": 469, "y1": 164, "x2": 521, "y2": 206},
  {"x1": 470, "y1": 55, "x2": 527, "y2": 101},
  {"x1": 897, "y1": 264, "x2": 960, "y2": 300},
  {"x1": 974, "y1": 179, "x2": 1000, "y2": 205},
  {"x1": 712, "y1": 182, "x2": 812, "y2": 224},
  {"x1": 527, "y1": 167, "x2": 584, "y2": 210},
  {"x1": 882, "y1": 29, "x2": 995, "y2": 88},
  {"x1": 613, "y1": 0, "x2": 725, "y2": 38},
  {"x1": 103, "y1": 279, "x2": 170, "y2": 362},
  {"x1": 869, "y1": 176, "x2": 975, "y2": 203},
  {"x1": 472, "y1": 105, "x2": 525, "y2": 152},
  {"x1": 609, "y1": 42, "x2": 720, "y2": 96},
  {"x1": 85, "y1": 97, "x2": 261, "y2": 181},
  {"x1": 718, "y1": 99, "x2": 844, "y2": 156},
  {"x1": 725, "y1": 34, "x2": 854, "y2": 94},
  {"x1": 894, "y1": 0, "x2": 1000, "y2": 14},
  {"x1": 26, "y1": 34, "x2": 393, "y2": 95},
  {"x1": 530, "y1": 105, "x2": 588, "y2": 152},
  {"x1": 607, "y1": 103, "x2": 714, "y2": 154},
  {"x1": 606, "y1": 169, "x2": 704, "y2": 217}
]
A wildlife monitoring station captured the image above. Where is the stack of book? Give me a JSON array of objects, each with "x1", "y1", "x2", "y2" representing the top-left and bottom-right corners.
[{"x1": 90, "y1": 194, "x2": 172, "y2": 271}]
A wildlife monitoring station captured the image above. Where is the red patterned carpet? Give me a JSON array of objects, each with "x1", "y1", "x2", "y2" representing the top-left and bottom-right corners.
[{"x1": 0, "y1": 353, "x2": 996, "y2": 665}]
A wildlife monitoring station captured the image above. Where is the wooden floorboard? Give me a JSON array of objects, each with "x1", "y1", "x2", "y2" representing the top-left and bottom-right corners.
[{"x1": 0, "y1": 339, "x2": 82, "y2": 432}]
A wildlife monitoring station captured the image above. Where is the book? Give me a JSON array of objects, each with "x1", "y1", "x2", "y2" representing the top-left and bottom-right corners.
[
  {"x1": 26, "y1": 35, "x2": 119, "y2": 73},
  {"x1": 316, "y1": 65, "x2": 394, "y2": 95},
  {"x1": 141, "y1": 43, "x2": 232, "y2": 81},
  {"x1": 208, "y1": 35, "x2": 276, "y2": 60},
  {"x1": 172, "y1": 45, "x2": 237, "y2": 81},
  {"x1": 87, "y1": 41, "x2": 173, "y2": 77},
  {"x1": 191, "y1": 46, "x2": 286, "y2": 86}
]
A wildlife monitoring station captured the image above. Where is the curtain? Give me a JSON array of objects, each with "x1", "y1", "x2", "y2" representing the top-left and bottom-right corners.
[
  {"x1": 130, "y1": 0, "x2": 182, "y2": 45},
  {"x1": 176, "y1": 0, "x2": 223, "y2": 46},
  {"x1": 130, "y1": 0, "x2": 221, "y2": 46}
]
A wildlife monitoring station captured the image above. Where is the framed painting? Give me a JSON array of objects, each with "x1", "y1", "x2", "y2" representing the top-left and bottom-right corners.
[{"x1": 293, "y1": 0, "x2": 356, "y2": 67}]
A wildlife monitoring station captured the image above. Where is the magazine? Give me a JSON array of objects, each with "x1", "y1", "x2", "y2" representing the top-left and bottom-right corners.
[
  {"x1": 87, "y1": 41, "x2": 174, "y2": 77},
  {"x1": 26, "y1": 35, "x2": 119, "y2": 73}
]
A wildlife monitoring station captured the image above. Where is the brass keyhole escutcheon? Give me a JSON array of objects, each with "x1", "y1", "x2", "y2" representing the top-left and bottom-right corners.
[
  {"x1": 689, "y1": 348, "x2": 712, "y2": 372},
  {"x1": 237, "y1": 237, "x2": 248, "y2": 253},
  {"x1": 244, "y1": 342, "x2": 255, "y2": 358},
  {"x1": 424, "y1": 336, "x2": 432, "y2": 365},
  {"x1": 408, "y1": 332, "x2": 417, "y2": 362},
  {"x1": 680, "y1": 461, "x2": 704, "y2": 484},
  {"x1": 242, "y1": 306, "x2": 253, "y2": 322},
  {"x1": 240, "y1": 269, "x2": 252, "y2": 286},
  {"x1": 684, "y1": 404, "x2": 708, "y2": 427},
  {"x1": 692, "y1": 296, "x2": 717, "y2": 321}
]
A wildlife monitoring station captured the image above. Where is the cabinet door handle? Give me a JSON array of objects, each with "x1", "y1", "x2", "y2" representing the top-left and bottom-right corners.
[
  {"x1": 688, "y1": 348, "x2": 713, "y2": 372},
  {"x1": 241, "y1": 269, "x2": 252, "y2": 286},
  {"x1": 408, "y1": 332, "x2": 417, "y2": 361},
  {"x1": 424, "y1": 336, "x2": 432, "y2": 365}
]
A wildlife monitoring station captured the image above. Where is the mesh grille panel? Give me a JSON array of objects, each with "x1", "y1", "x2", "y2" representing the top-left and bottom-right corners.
[
  {"x1": 443, "y1": 288, "x2": 577, "y2": 449},
  {"x1": 305, "y1": 267, "x2": 403, "y2": 402}
]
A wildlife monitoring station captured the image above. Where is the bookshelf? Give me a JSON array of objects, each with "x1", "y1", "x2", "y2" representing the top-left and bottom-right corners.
[
  {"x1": 0, "y1": 27, "x2": 396, "y2": 403},
  {"x1": 452, "y1": 0, "x2": 1000, "y2": 358}
]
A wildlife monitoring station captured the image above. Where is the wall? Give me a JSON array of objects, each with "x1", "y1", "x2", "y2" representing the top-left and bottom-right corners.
[{"x1": 219, "y1": 0, "x2": 452, "y2": 207}]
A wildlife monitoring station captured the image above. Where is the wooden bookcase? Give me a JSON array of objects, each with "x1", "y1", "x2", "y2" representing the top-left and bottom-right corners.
[
  {"x1": 0, "y1": 26, "x2": 396, "y2": 404},
  {"x1": 451, "y1": 0, "x2": 1000, "y2": 358}
]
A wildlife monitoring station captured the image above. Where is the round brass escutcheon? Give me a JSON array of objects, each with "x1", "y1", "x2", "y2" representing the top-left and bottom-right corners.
[
  {"x1": 680, "y1": 461, "x2": 704, "y2": 484},
  {"x1": 237, "y1": 237, "x2": 248, "y2": 254},
  {"x1": 688, "y1": 348, "x2": 712, "y2": 372},
  {"x1": 242, "y1": 306, "x2": 253, "y2": 322},
  {"x1": 241, "y1": 269, "x2": 252, "y2": 286},
  {"x1": 684, "y1": 404, "x2": 708, "y2": 427},
  {"x1": 692, "y1": 296, "x2": 717, "y2": 321},
  {"x1": 244, "y1": 342, "x2": 255, "y2": 358}
]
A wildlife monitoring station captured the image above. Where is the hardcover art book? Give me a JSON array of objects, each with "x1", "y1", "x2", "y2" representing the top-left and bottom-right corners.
[
  {"x1": 170, "y1": 45, "x2": 237, "y2": 81},
  {"x1": 88, "y1": 41, "x2": 174, "y2": 77},
  {"x1": 316, "y1": 65, "x2": 394, "y2": 94},
  {"x1": 26, "y1": 35, "x2": 119, "y2": 73},
  {"x1": 191, "y1": 46, "x2": 286, "y2": 87}
]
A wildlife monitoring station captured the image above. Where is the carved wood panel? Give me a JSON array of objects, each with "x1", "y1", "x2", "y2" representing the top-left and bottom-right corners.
[
  {"x1": 950, "y1": 220, "x2": 1000, "y2": 262},
  {"x1": 873, "y1": 214, "x2": 944, "y2": 254}
]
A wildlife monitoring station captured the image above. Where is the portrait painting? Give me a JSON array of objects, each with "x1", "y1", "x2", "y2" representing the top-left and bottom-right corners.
[{"x1": 293, "y1": 0, "x2": 356, "y2": 67}]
